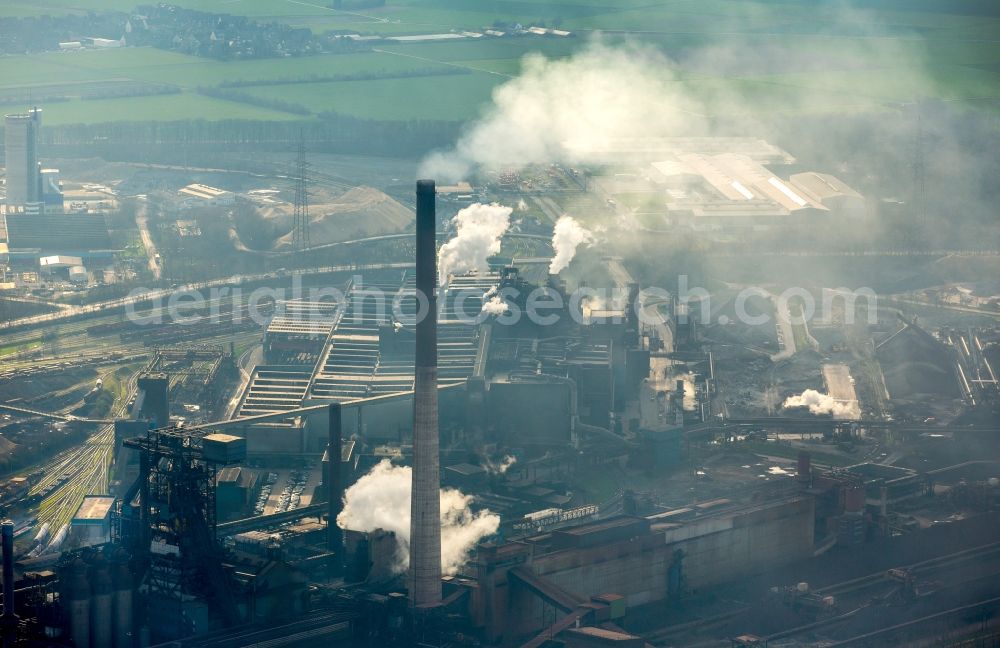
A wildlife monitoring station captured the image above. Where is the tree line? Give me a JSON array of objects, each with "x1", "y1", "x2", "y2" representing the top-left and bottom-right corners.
[
  {"x1": 33, "y1": 113, "x2": 462, "y2": 159},
  {"x1": 215, "y1": 67, "x2": 466, "y2": 88}
]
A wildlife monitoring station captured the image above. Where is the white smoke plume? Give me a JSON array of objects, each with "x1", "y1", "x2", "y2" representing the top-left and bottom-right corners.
[
  {"x1": 485, "y1": 455, "x2": 517, "y2": 475},
  {"x1": 337, "y1": 460, "x2": 500, "y2": 575},
  {"x1": 549, "y1": 216, "x2": 594, "y2": 274},
  {"x1": 481, "y1": 295, "x2": 507, "y2": 315},
  {"x1": 679, "y1": 372, "x2": 697, "y2": 411},
  {"x1": 420, "y1": 41, "x2": 703, "y2": 180},
  {"x1": 783, "y1": 389, "x2": 860, "y2": 419},
  {"x1": 438, "y1": 203, "x2": 512, "y2": 285}
]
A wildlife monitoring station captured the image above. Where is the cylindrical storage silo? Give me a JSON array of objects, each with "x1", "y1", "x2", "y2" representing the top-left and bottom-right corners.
[
  {"x1": 112, "y1": 555, "x2": 133, "y2": 648},
  {"x1": 89, "y1": 557, "x2": 113, "y2": 648},
  {"x1": 66, "y1": 559, "x2": 91, "y2": 648}
]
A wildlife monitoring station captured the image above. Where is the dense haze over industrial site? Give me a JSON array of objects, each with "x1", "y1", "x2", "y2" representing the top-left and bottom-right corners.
[{"x1": 0, "y1": 0, "x2": 998, "y2": 646}]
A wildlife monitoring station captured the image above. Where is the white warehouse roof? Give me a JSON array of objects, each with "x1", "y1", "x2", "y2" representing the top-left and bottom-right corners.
[{"x1": 40, "y1": 255, "x2": 83, "y2": 268}]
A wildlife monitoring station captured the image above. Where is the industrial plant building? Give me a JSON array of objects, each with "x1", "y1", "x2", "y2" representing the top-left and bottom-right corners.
[
  {"x1": 2, "y1": 106, "x2": 97, "y2": 276},
  {"x1": 2, "y1": 108, "x2": 63, "y2": 213},
  {"x1": 3, "y1": 109, "x2": 42, "y2": 209},
  {"x1": 570, "y1": 136, "x2": 864, "y2": 232},
  {"x1": 232, "y1": 270, "x2": 503, "y2": 454},
  {"x1": 1, "y1": 179, "x2": 997, "y2": 648},
  {"x1": 649, "y1": 152, "x2": 864, "y2": 230}
]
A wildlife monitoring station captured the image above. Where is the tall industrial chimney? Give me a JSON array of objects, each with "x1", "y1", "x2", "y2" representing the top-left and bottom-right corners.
[
  {"x1": 1, "y1": 519, "x2": 18, "y2": 644},
  {"x1": 409, "y1": 179, "x2": 442, "y2": 608},
  {"x1": 327, "y1": 402, "x2": 344, "y2": 571}
]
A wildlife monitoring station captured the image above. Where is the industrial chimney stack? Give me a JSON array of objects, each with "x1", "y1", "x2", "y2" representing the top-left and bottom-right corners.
[
  {"x1": 327, "y1": 402, "x2": 344, "y2": 572},
  {"x1": 1, "y1": 519, "x2": 18, "y2": 645},
  {"x1": 409, "y1": 179, "x2": 442, "y2": 608}
]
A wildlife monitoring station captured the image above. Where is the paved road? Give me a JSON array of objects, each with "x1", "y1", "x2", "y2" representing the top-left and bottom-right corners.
[
  {"x1": 822, "y1": 363, "x2": 862, "y2": 420},
  {"x1": 135, "y1": 198, "x2": 162, "y2": 280}
]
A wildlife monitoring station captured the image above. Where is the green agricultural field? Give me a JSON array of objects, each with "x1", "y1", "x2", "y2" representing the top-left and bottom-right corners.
[
  {"x1": 0, "y1": 48, "x2": 453, "y2": 89},
  {"x1": 0, "y1": 47, "x2": 476, "y2": 123},
  {"x1": 236, "y1": 71, "x2": 501, "y2": 120},
  {"x1": 0, "y1": 0, "x2": 997, "y2": 126}
]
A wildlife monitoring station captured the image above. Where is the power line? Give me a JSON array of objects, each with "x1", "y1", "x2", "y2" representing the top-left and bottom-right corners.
[{"x1": 292, "y1": 137, "x2": 311, "y2": 252}]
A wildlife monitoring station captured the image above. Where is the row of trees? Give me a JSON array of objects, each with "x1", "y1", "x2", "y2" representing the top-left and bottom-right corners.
[
  {"x1": 0, "y1": 83, "x2": 179, "y2": 108},
  {"x1": 0, "y1": 3, "x2": 371, "y2": 59},
  {"x1": 216, "y1": 67, "x2": 465, "y2": 88},
  {"x1": 196, "y1": 87, "x2": 311, "y2": 116}
]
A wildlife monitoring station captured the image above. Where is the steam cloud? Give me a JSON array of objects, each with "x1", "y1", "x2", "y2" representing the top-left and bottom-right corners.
[
  {"x1": 415, "y1": 26, "x2": 999, "y2": 252},
  {"x1": 549, "y1": 216, "x2": 594, "y2": 274},
  {"x1": 783, "y1": 389, "x2": 860, "y2": 419},
  {"x1": 438, "y1": 203, "x2": 512, "y2": 285},
  {"x1": 420, "y1": 41, "x2": 702, "y2": 179},
  {"x1": 481, "y1": 294, "x2": 508, "y2": 315},
  {"x1": 337, "y1": 460, "x2": 500, "y2": 575},
  {"x1": 485, "y1": 454, "x2": 516, "y2": 475}
]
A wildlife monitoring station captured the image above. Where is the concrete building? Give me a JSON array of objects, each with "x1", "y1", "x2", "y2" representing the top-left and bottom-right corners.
[
  {"x1": 4, "y1": 213, "x2": 112, "y2": 262},
  {"x1": 3, "y1": 108, "x2": 42, "y2": 208},
  {"x1": 232, "y1": 270, "x2": 499, "y2": 454},
  {"x1": 263, "y1": 299, "x2": 339, "y2": 365},
  {"x1": 135, "y1": 373, "x2": 170, "y2": 428},
  {"x1": 789, "y1": 171, "x2": 865, "y2": 218},
  {"x1": 649, "y1": 152, "x2": 855, "y2": 231},
  {"x1": 876, "y1": 323, "x2": 961, "y2": 402},
  {"x1": 71, "y1": 496, "x2": 115, "y2": 546},
  {"x1": 68, "y1": 265, "x2": 88, "y2": 283},
  {"x1": 39, "y1": 255, "x2": 83, "y2": 272},
  {"x1": 470, "y1": 495, "x2": 815, "y2": 642},
  {"x1": 39, "y1": 168, "x2": 64, "y2": 208},
  {"x1": 216, "y1": 467, "x2": 259, "y2": 521}
]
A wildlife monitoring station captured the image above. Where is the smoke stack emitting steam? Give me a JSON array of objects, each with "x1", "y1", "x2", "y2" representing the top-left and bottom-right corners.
[
  {"x1": 437, "y1": 202, "x2": 512, "y2": 285},
  {"x1": 549, "y1": 216, "x2": 594, "y2": 274},
  {"x1": 410, "y1": 179, "x2": 443, "y2": 607},
  {"x1": 437, "y1": 205, "x2": 589, "y2": 290},
  {"x1": 336, "y1": 183, "x2": 503, "y2": 596},
  {"x1": 337, "y1": 460, "x2": 500, "y2": 576}
]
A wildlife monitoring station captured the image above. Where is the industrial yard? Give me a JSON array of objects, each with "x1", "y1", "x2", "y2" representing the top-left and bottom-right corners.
[{"x1": 0, "y1": 1, "x2": 998, "y2": 647}]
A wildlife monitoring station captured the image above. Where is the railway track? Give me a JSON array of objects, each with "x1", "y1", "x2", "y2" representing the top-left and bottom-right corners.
[
  {"x1": 647, "y1": 542, "x2": 1000, "y2": 646},
  {"x1": 761, "y1": 542, "x2": 1000, "y2": 645},
  {"x1": 29, "y1": 372, "x2": 139, "y2": 531},
  {"x1": 814, "y1": 541, "x2": 1000, "y2": 599}
]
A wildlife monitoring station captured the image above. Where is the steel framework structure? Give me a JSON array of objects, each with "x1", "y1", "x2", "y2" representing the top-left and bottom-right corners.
[
  {"x1": 292, "y1": 139, "x2": 311, "y2": 252},
  {"x1": 117, "y1": 425, "x2": 243, "y2": 640}
]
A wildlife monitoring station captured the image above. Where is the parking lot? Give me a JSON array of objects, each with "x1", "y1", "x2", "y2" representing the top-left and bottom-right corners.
[{"x1": 256, "y1": 464, "x2": 321, "y2": 516}]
